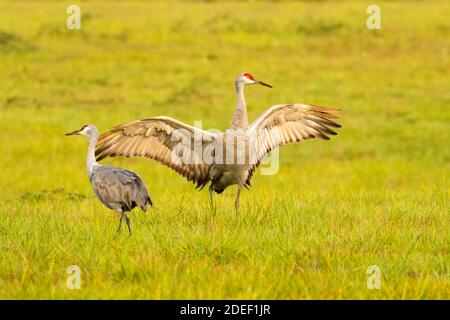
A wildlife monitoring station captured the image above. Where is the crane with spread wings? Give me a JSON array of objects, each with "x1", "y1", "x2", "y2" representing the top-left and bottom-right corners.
[{"x1": 95, "y1": 72, "x2": 341, "y2": 215}]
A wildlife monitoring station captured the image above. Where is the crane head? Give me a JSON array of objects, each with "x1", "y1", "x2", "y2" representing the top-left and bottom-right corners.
[
  {"x1": 236, "y1": 72, "x2": 272, "y2": 88},
  {"x1": 65, "y1": 124, "x2": 98, "y2": 138}
]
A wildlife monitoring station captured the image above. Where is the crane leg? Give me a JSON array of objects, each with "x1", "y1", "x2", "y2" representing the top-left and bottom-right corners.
[
  {"x1": 124, "y1": 215, "x2": 132, "y2": 235},
  {"x1": 234, "y1": 186, "x2": 242, "y2": 218},
  {"x1": 116, "y1": 210, "x2": 124, "y2": 233},
  {"x1": 209, "y1": 184, "x2": 214, "y2": 210}
]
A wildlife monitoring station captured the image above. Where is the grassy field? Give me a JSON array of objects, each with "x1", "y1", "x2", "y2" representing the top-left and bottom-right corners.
[{"x1": 0, "y1": 0, "x2": 448, "y2": 299}]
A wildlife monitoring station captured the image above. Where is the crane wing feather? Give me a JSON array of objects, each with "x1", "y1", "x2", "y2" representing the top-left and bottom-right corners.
[
  {"x1": 95, "y1": 116, "x2": 218, "y2": 188},
  {"x1": 246, "y1": 104, "x2": 341, "y2": 184}
]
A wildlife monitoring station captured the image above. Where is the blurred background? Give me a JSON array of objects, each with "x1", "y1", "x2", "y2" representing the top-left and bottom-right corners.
[
  {"x1": 0, "y1": 1, "x2": 448, "y2": 299},
  {"x1": 0, "y1": 1, "x2": 448, "y2": 197}
]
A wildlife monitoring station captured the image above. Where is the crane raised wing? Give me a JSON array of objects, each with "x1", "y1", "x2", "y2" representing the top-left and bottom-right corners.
[
  {"x1": 95, "y1": 116, "x2": 218, "y2": 189},
  {"x1": 246, "y1": 104, "x2": 341, "y2": 184}
]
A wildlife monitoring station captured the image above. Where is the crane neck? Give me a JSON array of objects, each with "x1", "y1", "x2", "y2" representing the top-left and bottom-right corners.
[
  {"x1": 230, "y1": 82, "x2": 249, "y2": 130},
  {"x1": 86, "y1": 134, "x2": 98, "y2": 178}
]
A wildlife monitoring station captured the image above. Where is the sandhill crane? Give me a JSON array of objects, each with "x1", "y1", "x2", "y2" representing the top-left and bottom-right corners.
[
  {"x1": 66, "y1": 124, "x2": 152, "y2": 234},
  {"x1": 95, "y1": 72, "x2": 341, "y2": 215}
]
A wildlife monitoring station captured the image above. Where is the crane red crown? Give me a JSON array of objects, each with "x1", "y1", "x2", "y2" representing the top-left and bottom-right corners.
[{"x1": 244, "y1": 73, "x2": 255, "y2": 80}]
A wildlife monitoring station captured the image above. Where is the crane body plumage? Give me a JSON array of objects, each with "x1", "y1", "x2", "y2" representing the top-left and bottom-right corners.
[
  {"x1": 90, "y1": 166, "x2": 152, "y2": 213},
  {"x1": 66, "y1": 124, "x2": 152, "y2": 234},
  {"x1": 95, "y1": 73, "x2": 341, "y2": 215}
]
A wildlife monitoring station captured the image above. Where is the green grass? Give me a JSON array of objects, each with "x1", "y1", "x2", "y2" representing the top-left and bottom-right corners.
[{"x1": 0, "y1": 0, "x2": 449, "y2": 299}]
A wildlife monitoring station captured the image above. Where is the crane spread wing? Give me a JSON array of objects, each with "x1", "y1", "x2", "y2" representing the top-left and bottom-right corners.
[
  {"x1": 246, "y1": 104, "x2": 341, "y2": 184},
  {"x1": 95, "y1": 116, "x2": 218, "y2": 188}
]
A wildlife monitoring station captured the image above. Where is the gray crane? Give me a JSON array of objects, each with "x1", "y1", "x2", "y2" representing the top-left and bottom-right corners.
[
  {"x1": 66, "y1": 124, "x2": 152, "y2": 234},
  {"x1": 95, "y1": 72, "x2": 341, "y2": 215}
]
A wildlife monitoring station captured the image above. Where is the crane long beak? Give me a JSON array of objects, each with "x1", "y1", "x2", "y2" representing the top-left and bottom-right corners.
[
  {"x1": 65, "y1": 129, "x2": 80, "y2": 136},
  {"x1": 256, "y1": 80, "x2": 273, "y2": 88}
]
